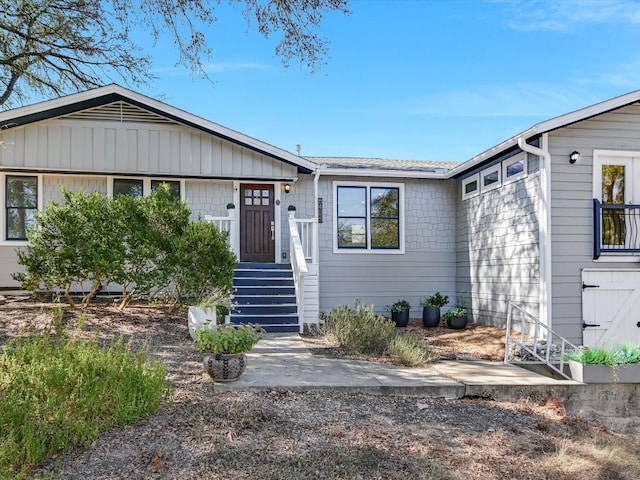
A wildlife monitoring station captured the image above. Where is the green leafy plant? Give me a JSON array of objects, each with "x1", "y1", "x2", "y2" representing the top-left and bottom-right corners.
[
  {"x1": 226, "y1": 202, "x2": 235, "y2": 209},
  {"x1": 388, "y1": 333, "x2": 439, "y2": 366},
  {"x1": 195, "y1": 325, "x2": 264, "y2": 355},
  {"x1": 388, "y1": 299, "x2": 410, "y2": 313},
  {"x1": 566, "y1": 344, "x2": 640, "y2": 366},
  {"x1": 420, "y1": 292, "x2": 449, "y2": 308},
  {"x1": 321, "y1": 301, "x2": 437, "y2": 365},
  {"x1": 0, "y1": 320, "x2": 171, "y2": 478},
  {"x1": 442, "y1": 306, "x2": 467, "y2": 319}
]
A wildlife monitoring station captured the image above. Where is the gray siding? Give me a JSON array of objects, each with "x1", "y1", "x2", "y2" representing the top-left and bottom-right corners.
[
  {"x1": 548, "y1": 104, "x2": 640, "y2": 345},
  {"x1": 316, "y1": 176, "x2": 457, "y2": 318},
  {"x1": 0, "y1": 119, "x2": 297, "y2": 180},
  {"x1": 456, "y1": 156, "x2": 541, "y2": 327}
]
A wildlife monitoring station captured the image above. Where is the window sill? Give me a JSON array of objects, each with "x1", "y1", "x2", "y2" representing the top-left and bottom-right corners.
[{"x1": 332, "y1": 248, "x2": 406, "y2": 255}]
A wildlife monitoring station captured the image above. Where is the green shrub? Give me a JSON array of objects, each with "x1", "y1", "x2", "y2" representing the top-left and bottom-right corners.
[
  {"x1": 566, "y1": 347, "x2": 619, "y2": 366},
  {"x1": 388, "y1": 333, "x2": 439, "y2": 366},
  {"x1": 0, "y1": 325, "x2": 171, "y2": 479},
  {"x1": 196, "y1": 325, "x2": 264, "y2": 354},
  {"x1": 324, "y1": 301, "x2": 397, "y2": 355},
  {"x1": 617, "y1": 343, "x2": 640, "y2": 364}
]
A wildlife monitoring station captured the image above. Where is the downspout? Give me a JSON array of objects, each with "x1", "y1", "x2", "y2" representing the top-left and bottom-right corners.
[{"x1": 517, "y1": 135, "x2": 552, "y2": 329}]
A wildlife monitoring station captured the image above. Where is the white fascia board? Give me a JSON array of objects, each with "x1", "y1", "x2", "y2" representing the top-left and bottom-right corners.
[
  {"x1": 446, "y1": 88, "x2": 640, "y2": 178},
  {"x1": 318, "y1": 167, "x2": 447, "y2": 179}
]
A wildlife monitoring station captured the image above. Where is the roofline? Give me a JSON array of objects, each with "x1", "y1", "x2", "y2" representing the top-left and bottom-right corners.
[
  {"x1": 445, "y1": 88, "x2": 640, "y2": 178},
  {"x1": 317, "y1": 166, "x2": 447, "y2": 179},
  {"x1": 0, "y1": 84, "x2": 317, "y2": 175}
]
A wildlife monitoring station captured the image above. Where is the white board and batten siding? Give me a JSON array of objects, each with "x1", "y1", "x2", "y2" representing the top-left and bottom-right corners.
[
  {"x1": 582, "y1": 269, "x2": 640, "y2": 348},
  {"x1": 0, "y1": 118, "x2": 297, "y2": 180},
  {"x1": 548, "y1": 104, "x2": 640, "y2": 345}
]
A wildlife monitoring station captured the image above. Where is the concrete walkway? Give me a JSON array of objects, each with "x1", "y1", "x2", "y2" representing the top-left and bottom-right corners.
[
  {"x1": 212, "y1": 333, "x2": 640, "y2": 433},
  {"x1": 214, "y1": 333, "x2": 578, "y2": 398}
]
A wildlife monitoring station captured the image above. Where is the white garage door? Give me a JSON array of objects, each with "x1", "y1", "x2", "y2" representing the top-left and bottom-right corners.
[{"x1": 582, "y1": 269, "x2": 640, "y2": 348}]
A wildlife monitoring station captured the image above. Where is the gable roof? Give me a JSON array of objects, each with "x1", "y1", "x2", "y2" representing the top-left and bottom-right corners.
[
  {"x1": 0, "y1": 84, "x2": 317, "y2": 174},
  {"x1": 447, "y1": 88, "x2": 640, "y2": 177}
]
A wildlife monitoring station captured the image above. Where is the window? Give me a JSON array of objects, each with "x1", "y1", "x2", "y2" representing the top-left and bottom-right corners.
[
  {"x1": 502, "y1": 154, "x2": 527, "y2": 183},
  {"x1": 6, "y1": 176, "x2": 38, "y2": 240},
  {"x1": 113, "y1": 178, "x2": 143, "y2": 197},
  {"x1": 111, "y1": 178, "x2": 183, "y2": 200},
  {"x1": 151, "y1": 180, "x2": 181, "y2": 201},
  {"x1": 461, "y1": 174, "x2": 479, "y2": 200},
  {"x1": 335, "y1": 182, "x2": 403, "y2": 252},
  {"x1": 480, "y1": 164, "x2": 501, "y2": 192}
]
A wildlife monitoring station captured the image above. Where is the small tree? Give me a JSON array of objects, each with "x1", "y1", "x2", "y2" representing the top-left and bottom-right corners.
[
  {"x1": 109, "y1": 187, "x2": 191, "y2": 310},
  {"x1": 13, "y1": 189, "x2": 119, "y2": 307},
  {"x1": 169, "y1": 221, "x2": 237, "y2": 306}
]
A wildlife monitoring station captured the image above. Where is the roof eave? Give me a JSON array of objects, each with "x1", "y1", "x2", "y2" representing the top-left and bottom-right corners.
[
  {"x1": 446, "y1": 88, "x2": 640, "y2": 178},
  {"x1": 318, "y1": 166, "x2": 448, "y2": 179},
  {"x1": 0, "y1": 85, "x2": 317, "y2": 175}
]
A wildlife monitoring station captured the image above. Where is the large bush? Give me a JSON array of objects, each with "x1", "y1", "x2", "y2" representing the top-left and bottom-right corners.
[{"x1": 13, "y1": 186, "x2": 234, "y2": 309}]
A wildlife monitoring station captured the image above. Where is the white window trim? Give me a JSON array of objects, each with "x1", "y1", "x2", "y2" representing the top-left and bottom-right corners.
[
  {"x1": 480, "y1": 164, "x2": 501, "y2": 193},
  {"x1": 0, "y1": 173, "x2": 43, "y2": 246},
  {"x1": 502, "y1": 153, "x2": 527, "y2": 185},
  {"x1": 107, "y1": 176, "x2": 186, "y2": 200},
  {"x1": 592, "y1": 149, "x2": 640, "y2": 262},
  {"x1": 332, "y1": 180, "x2": 405, "y2": 254},
  {"x1": 461, "y1": 174, "x2": 480, "y2": 200}
]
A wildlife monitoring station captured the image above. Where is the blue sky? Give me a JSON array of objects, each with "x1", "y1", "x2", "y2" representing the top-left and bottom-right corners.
[{"x1": 138, "y1": 0, "x2": 640, "y2": 162}]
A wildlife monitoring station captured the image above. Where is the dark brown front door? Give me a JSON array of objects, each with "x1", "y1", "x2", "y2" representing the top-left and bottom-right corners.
[{"x1": 240, "y1": 184, "x2": 275, "y2": 262}]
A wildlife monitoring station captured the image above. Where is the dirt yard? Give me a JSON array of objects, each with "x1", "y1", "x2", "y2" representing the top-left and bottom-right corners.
[{"x1": 2, "y1": 294, "x2": 640, "y2": 479}]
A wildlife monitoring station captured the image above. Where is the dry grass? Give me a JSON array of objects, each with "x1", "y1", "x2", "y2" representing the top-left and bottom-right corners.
[{"x1": 1, "y1": 296, "x2": 640, "y2": 479}]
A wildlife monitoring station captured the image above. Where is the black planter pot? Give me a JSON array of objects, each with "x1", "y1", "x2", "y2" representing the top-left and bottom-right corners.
[
  {"x1": 391, "y1": 310, "x2": 410, "y2": 327},
  {"x1": 446, "y1": 315, "x2": 468, "y2": 330},
  {"x1": 422, "y1": 306, "x2": 441, "y2": 327}
]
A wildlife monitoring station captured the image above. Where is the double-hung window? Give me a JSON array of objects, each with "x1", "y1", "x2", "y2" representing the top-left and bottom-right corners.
[
  {"x1": 335, "y1": 182, "x2": 403, "y2": 252},
  {"x1": 5, "y1": 175, "x2": 38, "y2": 241}
]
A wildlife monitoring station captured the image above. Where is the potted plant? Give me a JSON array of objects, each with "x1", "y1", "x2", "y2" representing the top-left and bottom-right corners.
[
  {"x1": 565, "y1": 344, "x2": 640, "y2": 383},
  {"x1": 187, "y1": 288, "x2": 233, "y2": 340},
  {"x1": 443, "y1": 306, "x2": 468, "y2": 330},
  {"x1": 420, "y1": 292, "x2": 449, "y2": 328},
  {"x1": 226, "y1": 202, "x2": 235, "y2": 210},
  {"x1": 388, "y1": 299, "x2": 411, "y2": 327},
  {"x1": 195, "y1": 324, "x2": 264, "y2": 382}
]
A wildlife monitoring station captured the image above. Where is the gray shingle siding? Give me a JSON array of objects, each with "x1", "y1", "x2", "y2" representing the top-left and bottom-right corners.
[
  {"x1": 316, "y1": 176, "x2": 457, "y2": 317},
  {"x1": 456, "y1": 154, "x2": 541, "y2": 326}
]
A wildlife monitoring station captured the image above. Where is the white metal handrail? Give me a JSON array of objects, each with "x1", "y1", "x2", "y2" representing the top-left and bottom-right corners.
[
  {"x1": 504, "y1": 301, "x2": 580, "y2": 380},
  {"x1": 289, "y1": 211, "x2": 308, "y2": 333}
]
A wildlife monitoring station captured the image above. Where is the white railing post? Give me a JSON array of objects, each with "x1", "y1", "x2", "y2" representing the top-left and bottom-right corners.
[{"x1": 289, "y1": 210, "x2": 308, "y2": 333}]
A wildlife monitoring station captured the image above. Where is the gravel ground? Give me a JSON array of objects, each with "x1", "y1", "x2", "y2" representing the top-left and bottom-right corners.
[{"x1": 2, "y1": 295, "x2": 640, "y2": 480}]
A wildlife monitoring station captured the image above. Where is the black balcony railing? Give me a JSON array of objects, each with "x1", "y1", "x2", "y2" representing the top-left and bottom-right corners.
[{"x1": 593, "y1": 199, "x2": 640, "y2": 259}]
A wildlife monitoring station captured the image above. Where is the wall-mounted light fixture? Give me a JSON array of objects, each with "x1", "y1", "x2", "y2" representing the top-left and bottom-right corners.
[
  {"x1": 569, "y1": 151, "x2": 581, "y2": 164},
  {"x1": 284, "y1": 183, "x2": 291, "y2": 194}
]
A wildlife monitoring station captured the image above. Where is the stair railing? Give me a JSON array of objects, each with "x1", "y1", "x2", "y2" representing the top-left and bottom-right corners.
[
  {"x1": 289, "y1": 211, "x2": 308, "y2": 333},
  {"x1": 504, "y1": 301, "x2": 580, "y2": 380},
  {"x1": 204, "y1": 207, "x2": 237, "y2": 254}
]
